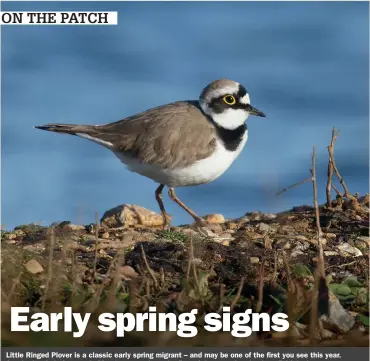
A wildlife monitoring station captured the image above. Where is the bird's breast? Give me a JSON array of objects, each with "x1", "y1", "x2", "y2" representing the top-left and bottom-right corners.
[{"x1": 113, "y1": 130, "x2": 248, "y2": 187}]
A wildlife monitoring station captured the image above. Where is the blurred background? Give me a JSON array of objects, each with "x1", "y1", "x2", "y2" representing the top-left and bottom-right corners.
[{"x1": 2, "y1": 1, "x2": 369, "y2": 229}]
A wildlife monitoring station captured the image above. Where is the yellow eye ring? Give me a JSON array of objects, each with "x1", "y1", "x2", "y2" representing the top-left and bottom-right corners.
[{"x1": 223, "y1": 95, "x2": 236, "y2": 105}]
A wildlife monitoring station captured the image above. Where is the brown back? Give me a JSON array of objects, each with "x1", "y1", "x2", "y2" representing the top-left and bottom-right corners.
[{"x1": 86, "y1": 101, "x2": 217, "y2": 169}]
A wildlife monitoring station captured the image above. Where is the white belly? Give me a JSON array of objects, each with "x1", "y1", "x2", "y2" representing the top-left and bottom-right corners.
[{"x1": 113, "y1": 131, "x2": 248, "y2": 187}]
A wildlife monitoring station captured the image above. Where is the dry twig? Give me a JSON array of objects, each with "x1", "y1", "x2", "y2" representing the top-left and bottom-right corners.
[
  {"x1": 93, "y1": 211, "x2": 100, "y2": 280},
  {"x1": 276, "y1": 177, "x2": 312, "y2": 196},
  {"x1": 256, "y1": 259, "x2": 265, "y2": 313},
  {"x1": 140, "y1": 244, "x2": 158, "y2": 289},
  {"x1": 326, "y1": 128, "x2": 340, "y2": 207},
  {"x1": 42, "y1": 228, "x2": 55, "y2": 310},
  {"x1": 311, "y1": 145, "x2": 325, "y2": 278},
  {"x1": 230, "y1": 277, "x2": 245, "y2": 312}
]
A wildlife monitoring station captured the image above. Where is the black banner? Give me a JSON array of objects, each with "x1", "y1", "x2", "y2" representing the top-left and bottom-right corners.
[{"x1": 2, "y1": 348, "x2": 369, "y2": 361}]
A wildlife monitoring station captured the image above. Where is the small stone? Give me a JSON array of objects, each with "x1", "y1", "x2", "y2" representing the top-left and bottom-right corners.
[
  {"x1": 291, "y1": 249, "x2": 305, "y2": 258},
  {"x1": 248, "y1": 212, "x2": 262, "y2": 221},
  {"x1": 292, "y1": 242, "x2": 309, "y2": 252},
  {"x1": 312, "y1": 238, "x2": 327, "y2": 245},
  {"x1": 227, "y1": 222, "x2": 238, "y2": 230},
  {"x1": 325, "y1": 233, "x2": 337, "y2": 240},
  {"x1": 66, "y1": 224, "x2": 85, "y2": 231},
  {"x1": 237, "y1": 216, "x2": 251, "y2": 224},
  {"x1": 257, "y1": 223, "x2": 270, "y2": 233},
  {"x1": 101, "y1": 204, "x2": 167, "y2": 228},
  {"x1": 355, "y1": 215, "x2": 362, "y2": 221},
  {"x1": 7, "y1": 233, "x2": 17, "y2": 240},
  {"x1": 250, "y1": 257, "x2": 260, "y2": 264},
  {"x1": 219, "y1": 232, "x2": 234, "y2": 240},
  {"x1": 222, "y1": 240, "x2": 230, "y2": 246},
  {"x1": 181, "y1": 228, "x2": 199, "y2": 238},
  {"x1": 263, "y1": 213, "x2": 277, "y2": 220},
  {"x1": 204, "y1": 214, "x2": 225, "y2": 224},
  {"x1": 25, "y1": 259, "x2": 43, "y2": 274},
  {"x1": 193, "y1": 258, "x2": 203, "y2": 266},
  {"x1": 202, "y1": 227, "x2": 218, "y2": 237},
  {"x1": 120, "y1": 234, "x2": 136, "y2": 246},
  {"x1": 294, "y1": 235, "x2": 308, "y2": 242},
  {"x1": 14, "y1": 229, "x2": 26, "y2": 237},
  {"x1": 120, "y1": 265, "x2": 139, "y2": 279},
  {"x1": 336, "y1": 243, "x2": 363, "y2": 257},
  {"x1": 208, "y1": 223, "x2": 223, "y2": 234},
  {"x1": 355, "y1": 237, "x2": 370, "y2": 247},
  {"x1": 324, "y1": 251, "x2": 339, "y2": 256},
  {"x1": 236, "y1": 230, "x2": 261, "y2": 240},
  {"x1": 101, "y1": 232, "x2": 110, "y2": 239},
  {"x1": 274, "y1": 239, "x2": 291, "y2": 250},
  {"x1": 320, "y1": 291, "x2": 355, "y2": 333}
]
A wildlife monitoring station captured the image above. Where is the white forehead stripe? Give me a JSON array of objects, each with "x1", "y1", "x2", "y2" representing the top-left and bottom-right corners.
[
  {"x1": 240, "y1": 93, "x2": 250, "y2": 105},
  {"x1": 207, "y1": 85, "x2": 240, "y2": 99}
]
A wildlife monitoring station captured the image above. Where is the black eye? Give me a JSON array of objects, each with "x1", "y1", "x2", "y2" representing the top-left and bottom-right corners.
[{"x1": 223, "y1": 95, "x2": 236, "y2": 105}]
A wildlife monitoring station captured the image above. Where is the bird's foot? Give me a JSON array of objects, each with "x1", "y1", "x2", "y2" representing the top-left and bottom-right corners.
[
  {"x1": 161, "y1": 213, "x2": 173, "y2": 230},
  {"x1": 191, "y1": 217, "x2": 219, "y2": 237}
]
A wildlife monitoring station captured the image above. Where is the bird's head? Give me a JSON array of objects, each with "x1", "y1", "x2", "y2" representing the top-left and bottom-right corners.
[{"x1": 199, "y1": 79, "x2": 265, "y2": 130}]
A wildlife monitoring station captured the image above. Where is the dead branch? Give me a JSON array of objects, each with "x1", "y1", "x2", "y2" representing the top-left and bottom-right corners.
[
  {"x1": 93, "y1": 211, "x2": 100, "y2": 280},
  {"x1": 309, "y1": 268, "x2": 320, "y2": 345},
  {"x1": 281, "y1": 250, "x2": 294, "y2": 292},
  {"x1": 327, "y1": 133, "x2": 355, "y2": 201},
  {"x1": 326, "y1": 128, "x2": 340, "y2": 207},
  {"x1": 311, "y1": 145, "x2": 325, "y2": 278},
  {"x1": 42, "y1": 228, "x2": 55, "y2": 310},
  {"x1": 140, "y1": 244, "x2": 159, "y2": 289},
  {"x1": 230, "y1": 277, "x2": 245, "y2": 312},
  {"x1": 276, "y1": 177, "x2": 312, "y2": 196},
  {"x1": 332, "y1": 183, "x2": 343, "y2": 197},
  {"x1": 256, "y1": 259, "x2": 265, "y2": 313}
]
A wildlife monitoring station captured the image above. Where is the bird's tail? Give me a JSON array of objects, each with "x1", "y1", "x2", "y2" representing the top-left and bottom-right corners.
[{"x1": 34, "y1": 123, "x2": 95, "y2": 135}]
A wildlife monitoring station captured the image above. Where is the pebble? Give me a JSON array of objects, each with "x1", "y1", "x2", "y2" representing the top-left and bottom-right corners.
[
  {"x1": 274, "y1": 239, "x2": 291, "y2": 250},
  {"x1": 14, "y1": 229, "x2": 26, "y2": 237},
  {"x1": 320, "y1": 291, "x2": 355, "y2": 333},
  {"x1": 238, "y1": 216, "x2": 250, "y2": 223},
  {"x1": 325, "y1": 233, "x2": 337, "y2": 240},
  {"x1": 219, "y1": 232, "x2": 234, "y2": 240},
  {"x1": 226, "y1": 222, "x2": 238, "y2": 230},
  {"x1": 290, "y1": 249, "x2": 305, "y2": 258},
  {"x1": 336, "y1": 243, "x2": 363, "y2": 257},
  {"x1": 101, "y1": 232, "x2": 110, "y2": 239},
  {"x1": 246, "y1": 212, "x2": 262, "y2": 221},
  {"x1": 120, "y1": 265, "x2": 139, "y2": 279},
  {"x1": 236, "y1": 230, "x2": 261, "y2": 240},
  {"x1": 181, "y1": 228, "x2": 199, "y2": 238},
  {"x1": 208, "y1": 223, "x2": 223, "y2": 234},
  {"x1": 66, "y1": 224, "x2": 86, "y2": 231},
  {"x1": 294, "y1": 235, "x2": 308, "y2": 242},
  {"x1": 101, "y1": 204, "x2": 166, "y2": 228},
  {"x1": 355, "y1": 236, "x2": 370, "y2": 247},
  {"x1": 25, "y1": 259, "x2": 43, "y2": 274},
  {"x1": 250, "y1": 257, "x2": 260, "y2": 264},
  {"x1": 257, "y1": 223, "x2": 270, "y2": 233},
  {"x1": 204, "y1": 214, "x2": 225, "y2": 224},
  {"x1": 324, "y1": 251, "x2": 339, "y2": 256}
]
